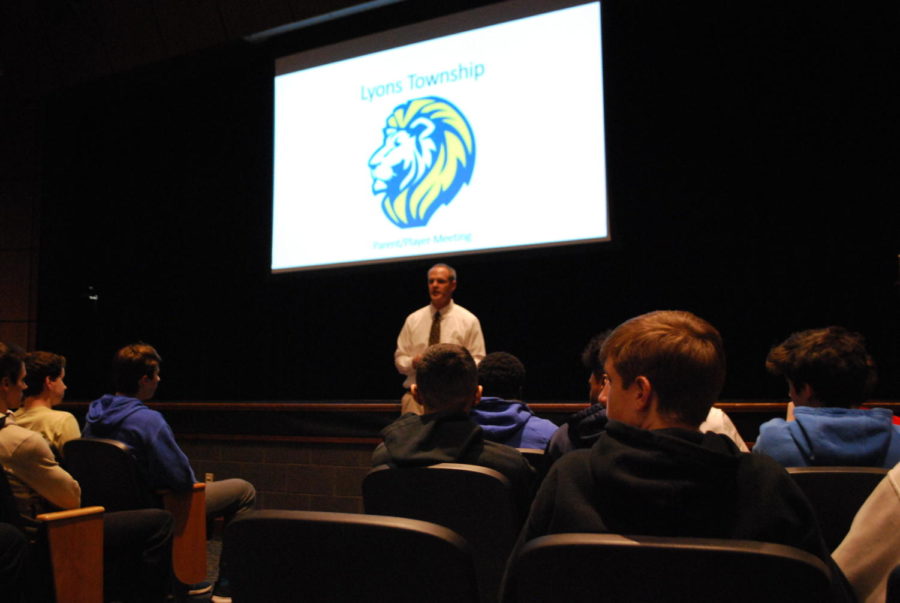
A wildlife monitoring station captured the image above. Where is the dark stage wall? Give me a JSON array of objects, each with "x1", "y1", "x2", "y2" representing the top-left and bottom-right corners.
[{"x1": 36, "y1": 0, "x2": 899, "y2": 403}]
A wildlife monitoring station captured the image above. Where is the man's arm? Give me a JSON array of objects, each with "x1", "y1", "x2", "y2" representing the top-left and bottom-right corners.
[
  {"x1": 833, "y1": 465, "x2": 900, "y2": 603},
  {"x1": 7, "y1": 432, "x2": 80, "y2": 510},
  {"x1": 466, "y1": 317, "x2": 486, "y2": 365},
  {"x1": 143, "y1": 421, "x2": 197, "y2": 492},
  {"x1": 394, "y1": 316, "x2": 422, "y2": 379}
]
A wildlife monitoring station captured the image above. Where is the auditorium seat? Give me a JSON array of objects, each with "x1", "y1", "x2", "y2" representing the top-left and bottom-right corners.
[
  {"x1": 1, "y1": 462, "x2": 104, "y2": 603},
  {"x1": 787, "y1": 466, "x2": 888, "y2": 550},
  {"x1": 502, "y1": 533, "x2": 832, "y2": 603},
  {"x1": 221, "y1": 509, "x2": 479, "y2": 603},
  {"x1": 62, "y1": 437, "x2": 207, "y2": 585},
  {"x1": 363, "y1": 462, "x2": 520, "y2": 603},
  {"x1": 516, "y1": 448, "x2": 546, "y2": 474}
]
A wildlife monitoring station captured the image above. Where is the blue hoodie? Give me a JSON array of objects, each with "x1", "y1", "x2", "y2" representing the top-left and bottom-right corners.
[
  {"x1": 470, "y1": 397, "x2": 559, "y2": 450},
  {"x1": 754, "y1": 407, "x2": 900, "y2": 468},
  {"x1": 83, "y1": 394, "x2": 196, "y2": 491}
]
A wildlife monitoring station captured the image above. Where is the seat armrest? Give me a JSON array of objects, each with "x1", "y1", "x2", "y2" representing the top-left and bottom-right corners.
[
  {"x1": 161, "y1": 482, "x2": 207, "y2": 584},
  {"x1": 36, "y1": 506, "x2": 105, "y2": 603}
]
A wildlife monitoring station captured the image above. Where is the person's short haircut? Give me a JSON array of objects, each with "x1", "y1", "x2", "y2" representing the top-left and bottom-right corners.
[
  {"x1": 0, "y1": 341, "x2": 25, "y2": 383},
  {"x1": 428, "y1": 263, "x2": 457, "y2": 281},
  {"x1": 112, "y1": 343, "x2": 162, "y2": 396},
  {"x1": 416, "y1": 344, "x2": 477, "y2": 412},
  {"x1": 581, "y1": 330, "x2": 612, "y2": 379},
  {"x1": 478, "y1": 352, "x2": 525, "y2": 399},
  {"x1": 765, "y1": 326, "x2": 876, "y2": 407},
  {"x1": 600, "y1": 310, "x2": 726, "y2": 426},
  {"x1": 23, "y1": 351, "x2": 66, "y2": 397}
]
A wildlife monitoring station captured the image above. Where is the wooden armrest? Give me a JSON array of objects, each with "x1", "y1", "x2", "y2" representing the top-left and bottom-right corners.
[
  {"x1": 161, "y1": 482, "x2": 207, "y2": 584},
  {"x1": 36, "y1": 505, "x2": 105, "y2": 523},
  {"x1": 37, "y1": 506, "x2": 105, "y2": 603}
]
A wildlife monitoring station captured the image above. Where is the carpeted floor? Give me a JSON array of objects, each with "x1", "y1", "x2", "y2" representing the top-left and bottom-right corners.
[{"x1": 184, "y1": 535, "x2": 221, "y2": 601}]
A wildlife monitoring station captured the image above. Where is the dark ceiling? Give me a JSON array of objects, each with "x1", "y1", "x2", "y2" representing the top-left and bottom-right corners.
[{"x1": 0, "y1": 0, "x2": 361, "y2": 101}]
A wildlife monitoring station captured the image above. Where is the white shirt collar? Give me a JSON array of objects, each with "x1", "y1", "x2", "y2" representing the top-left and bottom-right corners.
[{"x1": 430, "y1": 299, "x2": 455, "y2": 317}]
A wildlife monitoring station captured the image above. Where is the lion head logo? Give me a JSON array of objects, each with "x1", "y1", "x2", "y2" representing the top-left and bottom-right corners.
[{"x1": 369, "y1": 97, "x2": 475, "y2": 228}]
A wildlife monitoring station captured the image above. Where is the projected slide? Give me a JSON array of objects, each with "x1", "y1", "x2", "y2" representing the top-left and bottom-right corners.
[{"x1": 272, "y1": 1, "x2": 606, "y2": 272}]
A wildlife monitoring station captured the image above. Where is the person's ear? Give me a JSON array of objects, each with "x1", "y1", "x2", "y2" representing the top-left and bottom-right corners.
[
  {"x1": 411, "y1": 384, "x2": 421, "y2": 404},
  {"x1": 463, "y1": 385, "x2": 482, "y2": 413},
  {"x1": 789, "y1": 380, "x2": 816, "y2": 405},
  {"x1": 799, "y1": 383, "x2": 816, "y2": 404},
  {"x1": 633, "y1": 376, "x2": 654, "y2": 411}
]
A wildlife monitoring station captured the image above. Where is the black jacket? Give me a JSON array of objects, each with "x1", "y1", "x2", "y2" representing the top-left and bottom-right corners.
[
  {"x1": 372, "y1": 411, "x2": 536, "y2": 517},
  {"x1": 515, "y1": 420, "x2": 853, "y2": 602}
]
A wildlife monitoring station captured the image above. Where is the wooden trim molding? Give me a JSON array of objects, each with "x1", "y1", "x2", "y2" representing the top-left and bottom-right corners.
[
  {"x1": 58, "y1": 399, "x2": 898, "y2": 446},
  {"x1": 61, "y1": 400, "x2": 900, "y2": 413}
]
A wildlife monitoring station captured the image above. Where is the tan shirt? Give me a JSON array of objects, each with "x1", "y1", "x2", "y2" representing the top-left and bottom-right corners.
[
  {"x1": 0, "y1": 414, "x2": 81, "y2": 521},
  {"x1": 13, "y1": 406, "x2": 81, "y2": 456}
]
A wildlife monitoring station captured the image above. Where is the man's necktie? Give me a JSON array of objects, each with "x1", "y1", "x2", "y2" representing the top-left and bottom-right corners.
[{"x1": 428, "y1": 311, "x2": 441, "y2": 346}]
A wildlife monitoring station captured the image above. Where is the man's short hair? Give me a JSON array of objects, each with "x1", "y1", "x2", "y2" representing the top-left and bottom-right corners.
[
  {"x1": 112, "y1": 343, "x2": 161, "y2": 396},
  {"x1": 0, "y1": 341, "x2": 25, "y2": 383},
  {"x1": 600, "y1": 310, "x2": 726, "y2": 426},
  {"x1": 23, "y1": 351, "x2": 66, "y2": 397},
  {"x1": 581, "y1": 331, "x2": 612, "y2": 379},
  {"x1": 478, "y1": 352, "x2": 525, "y2": 400},
  {"x1": 416, "y1": 344, "x2": 477, "y2": 412},
  {"x1": 765, "y1": 326, "x2": 876, "y2": 407},
  {"x1": 428, "y1": 263, "x2": 457, "y2": 281}
]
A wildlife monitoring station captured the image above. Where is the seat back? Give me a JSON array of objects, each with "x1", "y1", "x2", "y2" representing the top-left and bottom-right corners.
[
  {"x1": 787, "y1": 466, "x2": 889, "y2": 550},
  {"x1": 503, "y1": 533, "x2": 832, "y2": 603},
  {"x1": 63, "y1": 437, "x2": 206, "y2": 584},
  {"x1": 363, "y1": 463, "x2": 519, "y2": 603},
  {"x1": 1, "y1": 454, "x2": 104, "y2": 603},
  {"x1": 516, "y1": 448, "x2": 546, "y2": 475},
  {"x1": 223, "y1": 510, "x2": 479, "y2": 603},
  {"x1": 62, "y1": 438, "x2": 159, "y2": 512}
]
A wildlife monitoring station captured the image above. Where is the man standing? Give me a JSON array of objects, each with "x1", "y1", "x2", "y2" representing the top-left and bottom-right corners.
[
  {"x1": 83, "y1": 342, "x2": 255, "y2": 603},
  {"x1": 395, "y1": 263, "x2": 485, "y2": 414}
]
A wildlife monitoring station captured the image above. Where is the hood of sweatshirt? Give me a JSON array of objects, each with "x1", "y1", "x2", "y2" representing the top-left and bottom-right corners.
[
  {"x1": 84, "y1": 394, "x2": 151, "y2": 436},
  {"x1": 378, "y1": 411, "x2": 485, "y2": 465},
  {"x1": 788, "y1": 406, "x2": 896, "y2": 465},
  {"x1": 590, "y1": 420, "x2": 742, "y2": 537},
  {"x1": 470, "y1": 397, "x2": 533, "y2": 440}
]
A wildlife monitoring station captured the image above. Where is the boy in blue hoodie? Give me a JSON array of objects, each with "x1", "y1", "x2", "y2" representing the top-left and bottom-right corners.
[
  {"x1": 470, "y1": 352, "x2": 558, "y2": 450},
  {"x1": 83, "y1": 342, "x2": 255, "y2": 603},
  {"x1": 754, "y1": 326, "x2": 900, "y2": 467}
]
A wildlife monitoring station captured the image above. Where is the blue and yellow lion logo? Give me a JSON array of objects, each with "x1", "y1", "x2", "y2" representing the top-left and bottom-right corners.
[{"x1": 369, "y1": 97, "x2": 475, "y2": 228}]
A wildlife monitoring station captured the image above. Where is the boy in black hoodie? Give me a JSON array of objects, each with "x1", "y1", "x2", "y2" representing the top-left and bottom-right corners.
[
  {"x1": 510, "y1": 311, "x2": 851, "y2": 602},
  {"x1": 373, "y1": 343, "x2": 534, "y2": 516}
]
